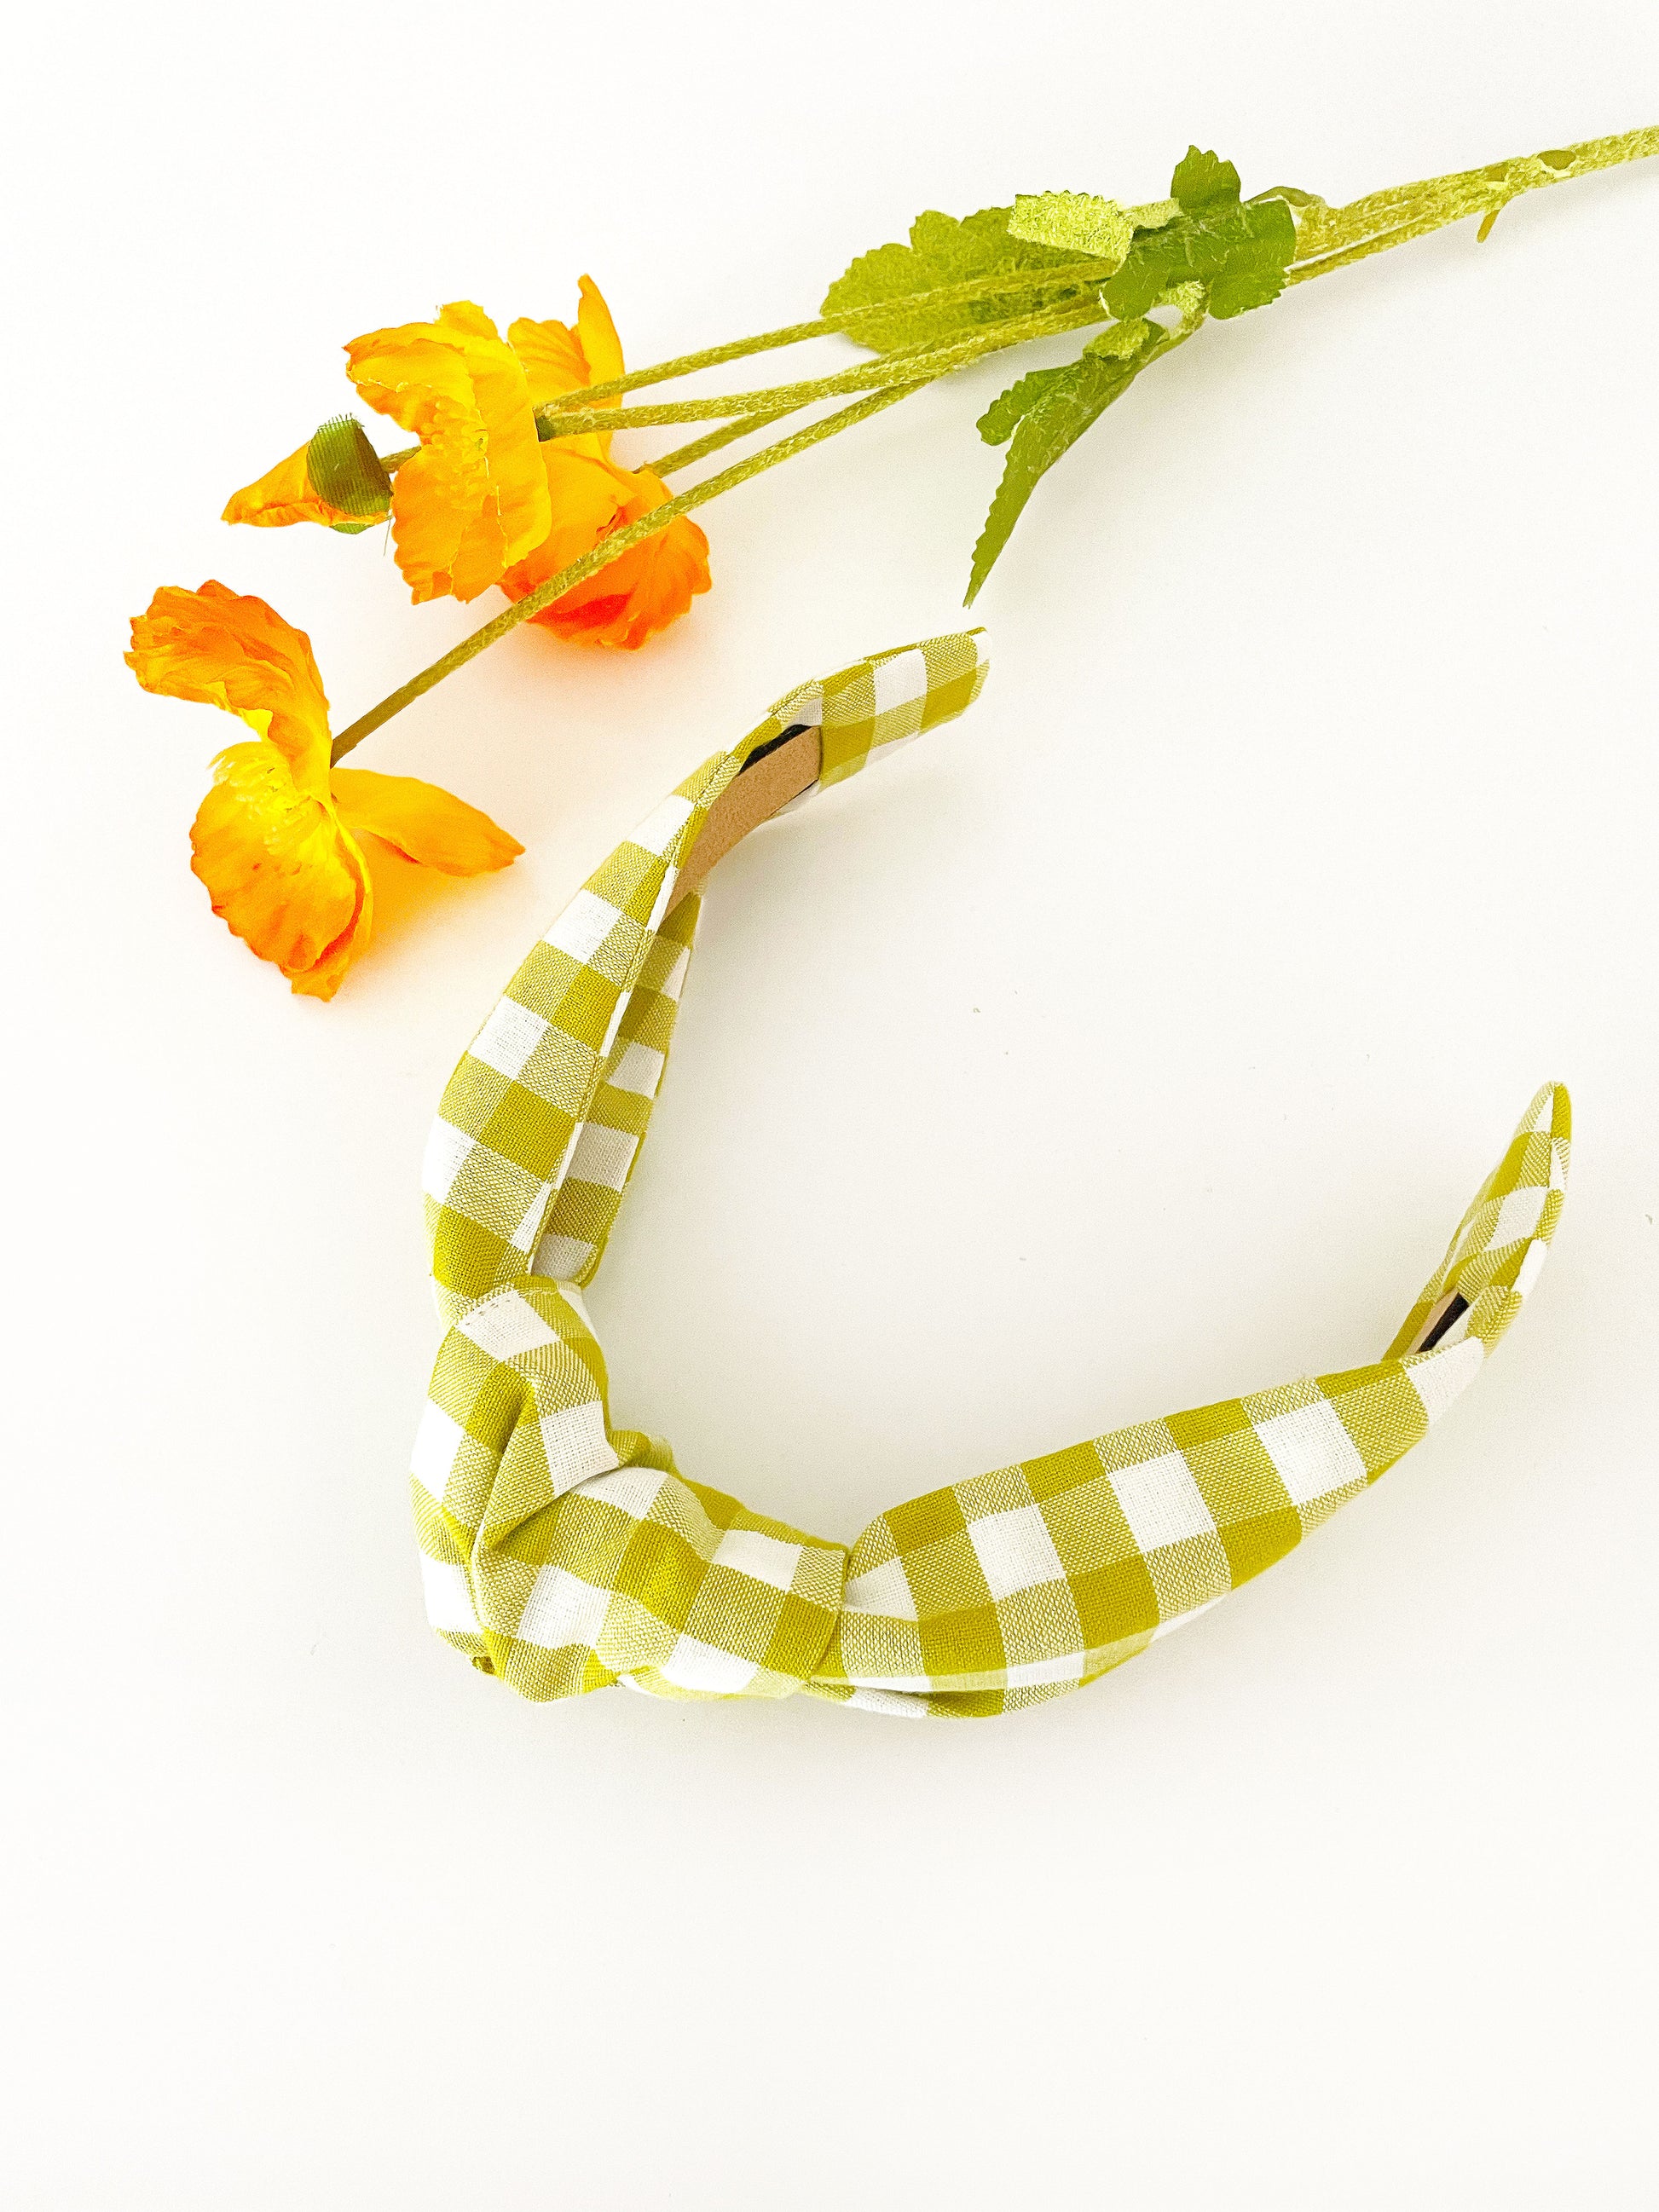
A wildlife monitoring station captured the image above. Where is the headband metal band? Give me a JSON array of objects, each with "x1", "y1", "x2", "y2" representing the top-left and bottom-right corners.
[{"x1": 413, "y1": 633, "x2": 1569, "y2": 1719}]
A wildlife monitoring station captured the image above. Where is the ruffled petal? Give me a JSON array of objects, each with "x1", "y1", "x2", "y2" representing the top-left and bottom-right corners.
[
  {"x1": 345, "y1": 302, "x2": 550, "y2": 604},
  {"x1": 499, "y1": 446, "x2": 630, "y2": 578},
  {"x1": 508, "y1": 316, "x2": 590, "y2": 413},
  {"x1": 127, "y1": 582, "x2": 333, "y2": 791},
  {"x1": 332, "y1": 769, "x2": 523, "y2": 876},
  {"x1": 189, "y1": 741, "x2": 372, "y2": 1000},
  {"x1": 575, "y1": 276, "x2": 624, "y2": 390},
  {"x1": 509, "y1": 275, "x2": 625, "y2": 458},
  {"x1": 500, "y1": 459, "x2": 710, "y2": 650},
  {"x1": 223, "y1": 442, "x2": 384, "y2": 531}
]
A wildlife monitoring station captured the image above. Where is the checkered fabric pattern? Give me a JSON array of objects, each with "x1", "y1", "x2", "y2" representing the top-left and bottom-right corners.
[
  {"x1": 411, "y1": 633, "x2": 1569, "y2": 1719},
  {"x1": 422, "y1": 629, "x2": 987, "y2": 1323},
  {"x1": 805, "y1": 1082, "x2": 1570, "y2": 1718}
]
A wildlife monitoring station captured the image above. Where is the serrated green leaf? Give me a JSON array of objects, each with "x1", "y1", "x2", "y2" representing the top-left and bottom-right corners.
[
  {"x1": 1206, "y1": 256, "x2": 1291, "y2": 317},
  {"x1": 1086, "y1": 315, "x2": 1161, "y2": 359},
  {"x1": 976, "y1": 361, "x2": 1084, "y2": 446},
  {"x1": 965, "y1": 333, "x2": 1164, "y2": 603},
  {"x1": 977, "y1": 317, "x2": 1159, "y2": 448},
  {"x1": 1124, "y1": 197, "x2": 1183, "y2": 230},
  {"x1": 1008, "y1": 191, "x2": 1135, "y2": 269},
  {"x1": 822, "y1": 206, "x2": 1087, "y2": 355},
  {"x1": 1101, "y1": 148, "x2": 1296, "y2": 322},
  {"x1": 1171, "y1": 145, "x2": 1242, "y2": 212},
  {"x1": 305, "y1": 415, "x2": 392, "y2": 519}
]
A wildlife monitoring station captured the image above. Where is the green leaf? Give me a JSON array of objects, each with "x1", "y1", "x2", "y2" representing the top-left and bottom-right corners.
[
  {"x1": 1124, "y1": 198, "x2": 1182, "y2": 231},
  {"x1": 1007, "y1": 191, "x2": 1135, "y2": 270},
  {"x1": 977, "y1": 360, "x2": 1085, "y2": 446},
  {"x1": 822, "y1": 207, "x2": 1089, "y2": 355},
  {"x1": 1102, "y1": 147, "x2": 1297, "y2": 321},
  {"x1": 966, "y1": 326, "x2": 1164, "y2": 604},
  {"x1": 305, "y1": 415, "x2": 392, "y2": 519},
  {"x1": 1171, "y1": 146, "x2": 1243, "y2": 212}
]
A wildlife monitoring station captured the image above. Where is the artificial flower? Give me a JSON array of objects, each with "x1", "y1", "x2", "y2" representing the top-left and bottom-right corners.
[
  {"x1": 221, "y1": 277, "x2": 712, "y2": 647},
  {"x1": 500, "y1": 454, "x2": 711, "y2": 649},
  {"x1": 221, "y1": 284, "x2": 620, "y2": 552},
  {"x1": 345, "y1": 302, "x2": 550, "y2": 604},
  {"x1": 502, "y1": 278, "x2": 710, "y2": 646},
  {"x1": 508, "y1": 274, "x2": 625, "y2": 453},
  {"x1": 127, "y1": 582, "x2": 521, "y2": 1000},
  {"x1": 223, "y1": 440, "x2": 387, "y2": 532}
]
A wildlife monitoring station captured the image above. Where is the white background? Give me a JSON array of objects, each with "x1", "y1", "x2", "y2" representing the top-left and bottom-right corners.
[{"x1": 6, "y1": 3, "x2": 1657, "y2": 2205}]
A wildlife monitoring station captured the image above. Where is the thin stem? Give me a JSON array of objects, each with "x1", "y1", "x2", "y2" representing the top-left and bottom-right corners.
[
  {"x1": 377, "y1": 288, "x2": 1105, "y2": 476},
  {"x1": 335, "y1": 297, "x2": 1101, "y2": 752},
  {"x1": 540, "y1": 366, "x2": 928, "y2": 438},
  {"x1": 1288, "y1": 124, "x2": 1659, "y2": 276},
  {"x1": 333, "y1": 123, "x2": 1659, "y2": 757},
  {"x1": 375, "y1": 129, "x2": 1656, "y2": 476},
  {"x1": 555, "y1": 257, "x2": 1126, "y2": 409},
  {"x1": 329, "y1": 384, "x2": 919, "y2": 762},
  {"x1": 536, "y1": 299, "x2": 1107, "y2": 442},
  {"x1": 1286, "y1": 220, "x2": 1450, "y2": 287},
  {"x1": 649, "y1": 400, "x2": 808, "y2": 478}
]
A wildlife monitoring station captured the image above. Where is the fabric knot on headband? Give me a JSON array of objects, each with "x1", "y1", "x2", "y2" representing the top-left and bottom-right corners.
[{"x1": 411, "y1": 631, "x2": 1569, "y2": 1719}]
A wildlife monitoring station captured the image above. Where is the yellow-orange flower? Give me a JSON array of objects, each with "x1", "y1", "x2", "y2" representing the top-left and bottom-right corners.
[
  {"x1": 508, "y1": 275, "x2": 626, "y2": 453},
  {"x1": 223, "y1": 441, "x2": 387, "y2": 532},
  {"x1": 345, "y1": 301, "x2": 550, "y2": 604},
  {"x1": 127, "y1": 582, "x2": 522, "y2": 1001},
  {"x1": 223, "y1": 278, "x2": 712, "y2": 648},
  {"x1": 500, "y1": 455, "x2": 711, "y2": 649},
  {"x1": 499, "y1": 277, "x2": 710, "y2": 647}
]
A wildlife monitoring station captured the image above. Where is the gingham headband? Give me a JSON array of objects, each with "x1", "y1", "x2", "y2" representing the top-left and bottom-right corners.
[{"x1": 413, "y1": 631, "x2": 1569, "y2": 1719}]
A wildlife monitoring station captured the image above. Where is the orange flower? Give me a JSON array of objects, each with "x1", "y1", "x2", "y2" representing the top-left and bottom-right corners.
[
  {"x1": 223, "y1": 277, "x2": 712, "y2": 648},
  {"x1": 500, "y1": 454, "x2": 711, "y2": 649},
  {"x1": 508, "y1": 275, "x2": 626, "y2": 453},
  {"x1": 345, "y1": 301, "x2": 550, "y2": 603},
  {"x1": 127, "y1": 582, "x2": 522, "y2": 1000},
  {"x1": 223, "y1": 440, "x2": 387, "y2": 533},
  {"x1": 500, "y1": 277, "x2": 710, "y2": 648}
]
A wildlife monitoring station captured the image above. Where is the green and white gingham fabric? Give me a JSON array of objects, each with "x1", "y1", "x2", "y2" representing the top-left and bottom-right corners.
[{"x1": 412, "y1": 629, "x2": 1570, "y2": 1719}]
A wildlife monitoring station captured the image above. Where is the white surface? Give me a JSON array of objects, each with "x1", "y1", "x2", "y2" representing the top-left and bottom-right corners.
[{"x1": 6, "y1": 3, "x2": 1658, "y2": 2205}]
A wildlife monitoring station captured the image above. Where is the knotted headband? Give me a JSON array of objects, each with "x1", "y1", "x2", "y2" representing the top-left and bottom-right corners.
[{"x1": 413, "y1": 631, "x2": 1569, "y2": 1719}]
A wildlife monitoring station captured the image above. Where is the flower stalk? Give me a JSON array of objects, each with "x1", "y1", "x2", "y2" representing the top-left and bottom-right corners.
[
  {"x1": 331, "y1": 384, "x2": 916, "y2": 760},
  {"x1": 323, "y1": 124, "x2": 1656, "y2": 762}
]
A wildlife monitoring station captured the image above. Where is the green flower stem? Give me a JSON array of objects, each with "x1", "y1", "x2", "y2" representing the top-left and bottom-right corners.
[
  {"x1": 1286, "y1": 124, "x2": 1659, "y2": 281},
  {"x1": 335, "y1": 124, "x2": 1659, "y2": 760},
  {"x1": 374, "y1": 290, "x2": 1107, "y2": 478},
  {"x1": 374, "y1": 129, "x2": 1654, "y2": 479},
  {"x1": 535, "y1": 299, "x2": 1107, "y2": 442},
  {"x1": 563, "y1": 125, "x2": 1654, "y2": 424},
  {"x1": 649, "y1": 400, "x2": 808, "y2": 478},
  {"x1": 328, "y1": 384, "x2": 917, "y2": 763},
  {"x1": 546, "y1": 257, "x2": 1125, "y2": 413},
  {"x1": 333, "y1": 295, "x2": 1107, "y2": 755}
]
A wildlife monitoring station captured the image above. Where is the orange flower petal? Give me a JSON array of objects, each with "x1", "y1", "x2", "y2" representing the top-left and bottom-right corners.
[
  {"x1": 499, "y1": 459, "x2": 711, "y2": 650},
  {"x1": 506, "y1": 446, "x2": 632, "y2": 563},
  {"x1": 127, "y1": 582, "x2": 332, "y2": 790},
  {"x1": 508, "y1": 317, "x2": 591, "y2": 414},
  {"x1": 575, "y1": 276, "x2": 624, "y2": 390},
  {"x1": 508, "y1": 275, "x2": 625, "y2": 458},
  {"x1": 223, "y1": 442, "x2": 382, "y2": 530},
  {"x1": 345, "y1": 301, "x2": 549, "y2": 604},
  {"x1": 332, "y1": 769, "x2": 523, "y2": 876},
  {"x1": 190, "y1": 741, "x2": 372, "y2": 1000}
]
